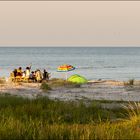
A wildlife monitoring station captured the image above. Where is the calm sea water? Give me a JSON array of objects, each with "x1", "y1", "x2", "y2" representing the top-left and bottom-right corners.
[{"x1": 0, "y1": 47, "x2": 140, "y2": 81}]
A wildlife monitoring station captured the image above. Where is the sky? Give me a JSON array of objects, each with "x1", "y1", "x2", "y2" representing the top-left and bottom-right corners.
[{"x1": 0, "y1": 1, "x2": 140, "y2": 47}]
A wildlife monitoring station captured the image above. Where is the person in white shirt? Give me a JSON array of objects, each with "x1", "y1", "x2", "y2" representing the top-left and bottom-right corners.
[{"x1": 25, "y1": 67, "x2": 30, "y2": 79}]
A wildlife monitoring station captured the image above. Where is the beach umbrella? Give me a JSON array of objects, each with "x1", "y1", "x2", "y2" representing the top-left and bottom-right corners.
[
  {"x1": 68, "y1": 74, "x2": 88, "y2": 84},
  {"x1": 57, "y1": 64, "x2": 75, "y2": 80}
]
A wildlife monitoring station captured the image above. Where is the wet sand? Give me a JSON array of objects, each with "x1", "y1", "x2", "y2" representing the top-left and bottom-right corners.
[{"x1": 1, "y1": 80, "x2": 140, "y2": 102}]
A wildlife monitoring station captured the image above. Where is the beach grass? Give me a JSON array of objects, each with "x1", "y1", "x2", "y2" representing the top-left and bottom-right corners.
[
  {"x1": 0, "y1": 77, "x2": 6, "y2": 84},
  {"x1": 124, "y1": 79, "x2": 135, "y2": 86},
  {"x1": 40, "y1": 82, "x2": 52, "y2": 92},
  {"x1": 0, "y1": 95, "x2": 140, "y2": 139},
  {"x1": 41, "y1": 78, "x2": 81, "y2": 90}
]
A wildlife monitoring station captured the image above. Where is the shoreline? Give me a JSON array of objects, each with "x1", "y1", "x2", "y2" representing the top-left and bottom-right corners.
[{"x1": 0, "y1": 79, "x2": 140, "y2": 102}]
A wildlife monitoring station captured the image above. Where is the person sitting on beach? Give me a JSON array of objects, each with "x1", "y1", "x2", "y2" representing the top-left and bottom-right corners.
[
  {"x1": 10, "y1": 70, "x2": 15, "y2": 81},
  {"x1": 29, "y1": 71, "x2": 36, "y2": 82},
  {"x1": 35, "y1": 69, "x2": 43, "y2": 83},
  {"x1": 17, "y1": 67, "x2": 22, "y2": 76},
  {"x1": 22, "y1": 71, "x2": 26, "y2": 78}
]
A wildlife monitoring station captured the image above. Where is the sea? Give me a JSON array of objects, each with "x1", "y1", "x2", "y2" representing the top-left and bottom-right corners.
[{"x1": 0, "y1": 47, "x2": 140, "y2": 81}]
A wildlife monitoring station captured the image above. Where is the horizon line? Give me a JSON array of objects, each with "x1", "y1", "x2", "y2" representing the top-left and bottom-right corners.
[{"x1": 0, "y1": 45, "x2": 140, "y2": 47}]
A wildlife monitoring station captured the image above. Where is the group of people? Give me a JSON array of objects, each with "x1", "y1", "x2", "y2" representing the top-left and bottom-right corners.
[{"x1": 10, "y1": 66, "x2": 50, "y2": 82}]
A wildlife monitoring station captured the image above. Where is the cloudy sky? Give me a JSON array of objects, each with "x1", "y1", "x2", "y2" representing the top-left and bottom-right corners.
[{"x1": 0, "y1": 1, "x2": 140, "y2": 47}]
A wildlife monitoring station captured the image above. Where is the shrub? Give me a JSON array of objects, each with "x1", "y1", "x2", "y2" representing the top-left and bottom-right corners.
[
  {"x1": 129, "y1": 79, "x2": 134, "y2": 85},
  {"x1": 0, "y1": 77, "x2": 6, "y2": 84},
  {"x1": 124, "y1": 79, "x2": 134, "y2": 86},
  {"x1": 122, "y1": 102, "x2": 140, "y2": 121},
  {"x1": 48, "y1": 78, "x2": 81, "y2": 88},
  {"x1": 40, "y1": 82, "x2": 51, "y2": 92}
]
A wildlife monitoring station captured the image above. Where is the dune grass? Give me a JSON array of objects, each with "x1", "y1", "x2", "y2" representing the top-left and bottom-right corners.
[
  {"x1": 41, "y1": 78, "x2": 81, "y2": 92},
  {"x1": 0, "y1": 77, "x2": 6, "y2": 84},
  {"x1": 40, "y1": 82, "x2": 52, "y2": 92},
  {"x1": 0, "y1": 95, "x2": 140, "y2": 139},
  {"x1": 124, "y1": 79, "x2": 135, "y2": 86},
  {"x1": 49, "y1": 78, "x2": 81, "y2": 88}
]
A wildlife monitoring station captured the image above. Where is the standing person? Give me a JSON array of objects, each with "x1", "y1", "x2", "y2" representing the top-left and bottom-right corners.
[
  {"x1": 43, "y1": 69, "x2": 50, "y2": 81},
  {"x1": 13, "y1": 69, "x2": 17, "y2": 77},
  {"x1": 25, "y1": 67, "x2": 30, "y2": 79}
]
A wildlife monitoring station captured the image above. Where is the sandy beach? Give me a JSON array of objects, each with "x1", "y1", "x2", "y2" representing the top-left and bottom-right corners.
[{"x1": 1, "y1": 79, "x2": 140, "y2": 102}]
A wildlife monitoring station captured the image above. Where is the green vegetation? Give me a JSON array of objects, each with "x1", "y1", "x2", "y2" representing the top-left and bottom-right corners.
[
  {"x1": 0, "y1": 77, "x2": 6, "y2": 84},
  {"x1": 0, "y1": 95, "x2": 140, "y2": 139},
  {"x1": 40, "y1": 82, "x2": 52, "y2": 92},
  {"x1": 124, "y1": 79, "x2": 134, "y2": 86},
  {"x1": 41, "y1": 78, "x2": 81, "y2": 91}
]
